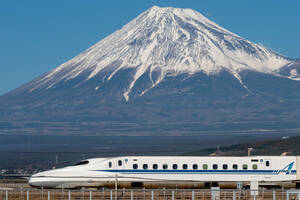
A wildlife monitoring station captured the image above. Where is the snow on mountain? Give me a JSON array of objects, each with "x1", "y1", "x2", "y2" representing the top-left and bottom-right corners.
[{"x1": 33, "y1": 6, "x2": 292, "y2": 101}]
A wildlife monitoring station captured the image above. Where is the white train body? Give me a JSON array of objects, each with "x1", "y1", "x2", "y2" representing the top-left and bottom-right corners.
[{"x1": 29, "y1": 156, "x2": 300, "y2": 188}]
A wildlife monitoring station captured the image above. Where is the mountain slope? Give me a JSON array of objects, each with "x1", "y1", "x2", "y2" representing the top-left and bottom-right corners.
[
  {"x1": 0, "y1": 6, "x2": 300, "y2": 135},
  {"x1": 11, "y1": 6, "x2": 292, "y2": 100}
]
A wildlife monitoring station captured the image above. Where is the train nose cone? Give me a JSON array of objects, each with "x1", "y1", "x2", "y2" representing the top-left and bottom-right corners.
[
  {"x1": 28, "y1": 172, "x2": 44, "y2": 188},
  {"x1": 28, "y1": 177, "x2": 38, "y2": 187},
  {"x1": 28, "y1": 169, "x2": 70, "y2": 188}
]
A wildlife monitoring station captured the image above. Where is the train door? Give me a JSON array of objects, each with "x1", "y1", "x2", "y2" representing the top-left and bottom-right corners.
[{"x1": 264, "y1": 159, "x2": 272, "y2": 179}]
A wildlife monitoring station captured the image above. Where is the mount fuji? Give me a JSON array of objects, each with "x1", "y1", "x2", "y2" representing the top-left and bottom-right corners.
[{"x1": 1, "y1": 6, "x2": 300, "y2": 135}]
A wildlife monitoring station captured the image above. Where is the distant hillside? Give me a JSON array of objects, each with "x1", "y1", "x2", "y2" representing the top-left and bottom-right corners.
[{"x1": 184, "y1": 136, "x2": 300, "y2": 156}]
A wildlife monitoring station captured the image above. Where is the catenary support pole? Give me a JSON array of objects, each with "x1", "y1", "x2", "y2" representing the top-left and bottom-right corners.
[
  {"x1": 233, "y1": 190, "x2": 236, "y2": 200},
  {"x1": 273, "y1": 190, "x2": 276, "y2": 200},
  {"x1": 68, "y1": 190, "x2": 71, "y2": 200},
  {"x1": 151, "y1": 190, "x2": 154, "y2": 200},
  {"x1": 172, "y1": 190, "x2": 174, "y2": 200},
  {"x1": 211, "y1": 188, "x2": 215, "y2": 200},
  {"x1": 41, "y1": 187, "x2": 44, "y2": 200},
  {"x1": 131, "y1": 190, "x2": 133, "y2": 200},
  {"x1": 192, "y1": 190, "x2": 194, "y2": 200},
  {"x1": 27, "y1": 191, "x2": 29, "y2": 200},
  {"x1": 5, "y1": 191, "x2": 8, "y2": 200},
  {"x1": 110, "y1": 190, "x2": 113, "y2": 200},
  {"x1": 90, "y1": 191, "x2": 92, "y2": 200},
  {"x1": 48, "y1": 191, "x2": 50, "y2": 200},
  {"x1": 115, "y1": 174, "x2": 118, "y2": 200}
]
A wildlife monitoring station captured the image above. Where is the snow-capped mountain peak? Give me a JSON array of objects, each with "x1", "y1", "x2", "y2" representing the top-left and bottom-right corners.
[
  {"x1": 36, "y1": 6, "x2": 291, "y2": 101},
  {"x1": 3, "y1": 6, "x2": 300, "y2": 137}
]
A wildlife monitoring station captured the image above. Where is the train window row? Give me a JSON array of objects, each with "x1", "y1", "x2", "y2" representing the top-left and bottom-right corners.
[
  {"x1": 131, "y1": 163, "x2": 259, "y2": 170},
  {"x1": 108, "y1": 161, "x2": 123, "y2": 168}
]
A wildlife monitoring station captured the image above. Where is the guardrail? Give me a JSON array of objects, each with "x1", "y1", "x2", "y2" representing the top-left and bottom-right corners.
[{"x1": 0, "y1": 189, "x2": 300, "y2": 200}]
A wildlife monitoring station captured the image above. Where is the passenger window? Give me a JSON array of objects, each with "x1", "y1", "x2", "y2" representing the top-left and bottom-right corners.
[
  {"x1": 266, "y1": 161, "x2": 270, "y2": 167},
  {"x1": 118, "y1": 160, "x2": 122, "y2": 166},
  {"x1": 243, "y1": 164, "x2": 248, "y2": 170},
  {"x1": 233, "y1": 164, "x2": 238, "y2": 170},
  {"x1": 143, "y1": 164, "x2": 148, "y2": 169},
  {"x1": 163, "y1": 164, "x2": 168, "y2": 169},
  {"x1": 173, "y1": 164, "x2": 178, "y2": 169},
  {"x1": 109, "y1": 162, "x2": 112, "y2": 168},
  {"x1": 223, "y1": 164, "x2": 228, "y2": 170},
  {"x1": 193, "y1": 164, "x2": 198, "y2": 170},
  {"x1": 182, "y1": 164, "x2": 188, "y2": 170},
  {"x1": 133, "y1": 164, "x2": 138, "y2": 169},
  {"x1": 252, "y1": 164, "x2": 258, "y2": 170},
  {"x1": 213, "y1": 164, "x2": 218, "y2": 170},
  {"x1": 203, "y1": 164, "x2": 208, "y2": 170},
  {"x1": 153, "y1": 164, "x2": 158, "y2": 169}
]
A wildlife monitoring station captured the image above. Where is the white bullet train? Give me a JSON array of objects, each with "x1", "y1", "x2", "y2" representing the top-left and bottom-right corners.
[{"x1": 29, "y1": 156, "x2": 300, "y2": 189}]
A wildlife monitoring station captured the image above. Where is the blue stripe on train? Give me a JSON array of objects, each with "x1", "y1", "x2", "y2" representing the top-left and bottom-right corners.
[{"x1": 93, "y1": 170, "x2": 296, "y2": 175}]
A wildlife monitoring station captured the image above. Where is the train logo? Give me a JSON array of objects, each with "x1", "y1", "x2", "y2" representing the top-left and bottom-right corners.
[{"x1": 273, "y1": 162, "x2": 294, "y2": 175}]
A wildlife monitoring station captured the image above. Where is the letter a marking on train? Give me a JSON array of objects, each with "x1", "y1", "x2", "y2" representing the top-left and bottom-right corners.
[{"x1": 273, "y1": 162, "x2": 294, "y2": 175}]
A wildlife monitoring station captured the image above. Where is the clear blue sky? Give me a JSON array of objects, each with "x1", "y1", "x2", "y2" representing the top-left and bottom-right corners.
[{"x1": 0, "y1": 0, "x2": 299, "y2": 95}]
